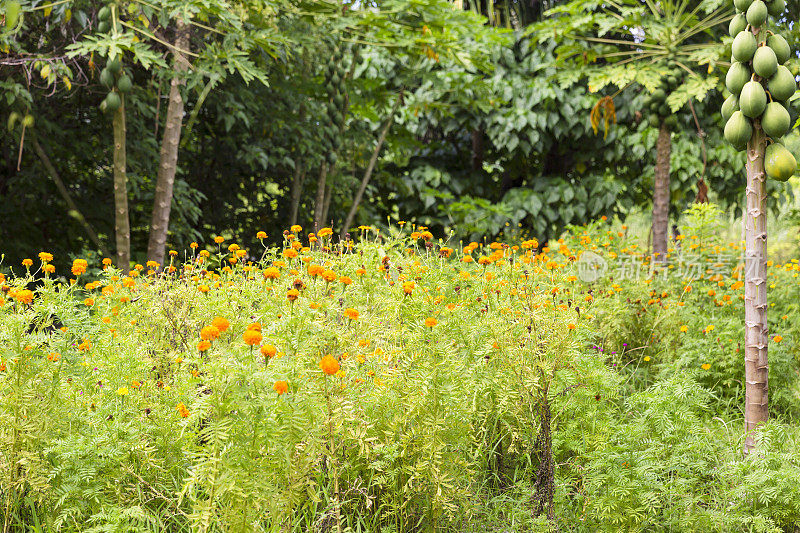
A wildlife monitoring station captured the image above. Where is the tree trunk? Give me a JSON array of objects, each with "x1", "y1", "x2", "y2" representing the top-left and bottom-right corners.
[
  {"x1": 313, "y1": 164, "x2": 329, "y2": 232},
  {"x1": 32, "y1": 138, "x2": 112, "y2": 259},
  {"x1": 651, "y1": 122, "x2": 671, "y2": 262},
  {"x1": 471, "y1": 128, "x2": 484, "y2": 172},
  {"x1": 146, "y1": 19, "x2": 190, "y2": 265},
  {"x1": 289, "y1": 164, "x2": 306, "y2": 228},
  {"x1": 744, "y1": 126, "x2": 768, "y2": 454},
  {"x1": 339, "y1": 96, "x2": 400, "y2": 239},
  {"x1": 112, "y1": 96, "x2": 130, "y2": 268},
  {"x1": 321, "y1": 182, "x2": 333, "y2": 230}
]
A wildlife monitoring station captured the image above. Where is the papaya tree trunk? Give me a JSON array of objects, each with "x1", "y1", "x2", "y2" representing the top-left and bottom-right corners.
[
  {"x1": 321, "y1": 182, "x2": 333, "y2": 230},
  {"x1": 313, "y1": 164, "x2": 329, "y2": 232},
  {"x1": 651, "y1": 122, "x2": 671, "y2": 262},
  {"x1": 289, "y1": 164, "x2": 306, "y2": 228},
  {"x1": 112, "y1": 96, "x2": 130, "y2": 268},
  {"x1": 744, "y1": 126, "x2": 769, "y2": 454},
  {"x1": 147, "y1": 19, "x2": 190, "y2": 265},
  {"x1": 340, "y1": 96, "x2": 400, "y2": 240}
]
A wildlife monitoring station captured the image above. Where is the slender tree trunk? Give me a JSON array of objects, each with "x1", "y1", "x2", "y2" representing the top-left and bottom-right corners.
[
  {"x1": 112, "y1": 97, "x2": 130, "y2": 268},
  {"x1": 289, "y1": 164, "x2": 306, "y2": 228},
  {"x1": 471, "y1": 128, "x2": 484, "y2": 172},
  {"x1": 32, "y1": 138, "x2": 112, "y2": 258},
  {"x1": 340, "y1": 97, "x2": 400, "y2": 239},
  {"x1": 321, "y1": 183, "x2": 333, "y2": 230},
  {"x1": 313, "y1": 164, "x2": 329, "y2": 232},
  {"x1": 744, "y1": 126, "x2": 768, "y2": 454},
  {"x1": 147, "y1": 19, "x2": 190, "y2": 265},
  {"x1": 651, "y1": 122, "x2": 671, "y2": 262}
]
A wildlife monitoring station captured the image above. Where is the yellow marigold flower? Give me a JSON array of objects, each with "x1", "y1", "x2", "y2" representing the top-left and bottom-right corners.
[
  {"x1": 247, "y1": 322, "x2": 262, "y2": 332},
  {"x1": 287, "y1": 288, "x2": 300, "y2": 302},
  {"x1": 403, "y1": 281, "x2": 415, "y2": 294},
  {"x1": 117, "y1": 387, "x2": 129, "y2": 396},
  {"x1": 340, "y1": 275, "x2": 352, "y2": 285},
  {"x1": 344, "y1": 308, "x2": 359, "y2": 321},
  {"x1": 197, "y1": 340, "x2": 211, "y2": 352},
  {"x1": 318, "y1": 227, "x2": 333, "y2": 238},
  {"x1": 176, "y1": 402, "x2": 190, "y2": 417},
  {"x1": 38, "y1": 252, "x2": 53, "y2": 263},
  {"x1": 257, "y1": 231, "x2": 267, "y2": 239},
  {"x1": 83, "y1": 298, "x2": 95, "y2": 307},
  {"x1": 198, "y1": 285, "x2": 210, "y2": 294},
  {"x1": 211, "y1": 317, "x2": 230, "y2": 333},
  {"x1": 644, "y1": 356, "x2": 651, "y2": 362},
  {"x1": 146, "y1": 260, "x2": 158, "y2": 269},
  {"x1": 356, "y1": 268, "x2": 366, "y2": 276},
  {"x1": 71, "y1": 259, "x2": 88, "y2": 276},
  {"x1": 21, "y1": 258, "x2": 33, "y2": 267},
  {"x1": 291, "y1": 225, "x2": 302, "y2": 233},
  {"x1": 243, "y1": 329, "x2": 262, "y2": 346},
  {"x1": 214, "y1": 236, "x2": 225, "y2": 244},
  {"x1": 190, "y1": 242, "x2": 198, "y2": 249},
  {"x1": 774, "y1": 335, "x2": 783, "y2": 343},
  {"x1": 701, "y1": 363, "x2": 711, "y2": 370},
  {"x1": 567, "y1": 323, "x2": 576, "y2": 330},
  {"x1": 169, "y1": 250, "x2": 178, "y2": 257},
  {"x1": 424, "y1": 317, "x2": 438, "y2": 328},
  {"x1": 200, "y1": 325, "x2": 220, "y2": 341},
  {"x1": 273, "y1": 380, "x2": 288, "y2": 395},
  {"x1": 680, "y1": 325, "x2": 688, "y2": 333},
  {"x1": 43, "y1": 264, "x2": 55, "y2": 274},
  {"x1": 319, "y1": 355, "x2": 340, "y2": 375}
]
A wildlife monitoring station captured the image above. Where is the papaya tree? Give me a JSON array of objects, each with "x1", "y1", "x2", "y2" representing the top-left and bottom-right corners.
[
  {"x1": 721, "y1": 0, "x2": 796, "y2": 453},
  {"x1": 544, "y1": 0, "x2": 728, "y2": 260}
]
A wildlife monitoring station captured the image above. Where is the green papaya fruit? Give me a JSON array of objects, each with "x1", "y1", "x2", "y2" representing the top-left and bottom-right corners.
[
  {"x1": 721, "y1": 94, "x2": 739, "y2": 122},
  {"x1": 21, "y1": 114, "x2": 33, "y2": 127},
  {"x1": 104, "y1": 91, "x2": 121, "y2": 112},
  {"x1": 333, "y1": 93, "x2": 344, "y2": 108},
  {"x1": 107, "y1": 58, "x2": 122, "y2": 75},
  {"x1": 648, "y1": 114, "x2": 660, "y2": 128},
  {"x1": 5, "y1": 1, "x2": 21, "y2": 29},
  {"x1": 739, "y1": 80, "x2": 767, "y2": 118},
  {"x1": 99, "y1": 99, "x2": 108, "y2": 114},
  {"x1": 326, "y1": 151, "x2": 337, "y2": 165},
  {"x1": 753, "y1": 45, "x2": 778, "y2": 78},
  {"x1": 732, "y1": 31, "x2": 758, "y2": 62},
  {"x1": 652, "y1": 88, "x2": 666, "y2": 102},
  {"x1": 726, "y1": 62, "x2": 750, "y2": 95},
  {"x1": 729, "y1": 14, "x2": 747, "y2": 38},
  {"x1": 98, "y1": 21, "x2": 110, "y2": 33},
  {"x1": 100, "y1": 68, "x2": 115, "y2": 89},
  {"x1": 724, "y1": 111, "x2": 753, "y2": 150},
  {"x1": 767, "y1": 0, "x2": 785, "y2": 16},
  {"x1": 7, "y1": 111, "x2": 19, "y2": 131},
  {"x1": 746, "y1": 0, "x2": 768, "y2": 26},
  {"x1": 666, "y1": 76, "x2": 679, "y2": 90},
  {"x1": 116, "y1": 74, "x2": 132, "y2": 93},
  {"x1": 649, "y1": 100, "x2": 659, "y2": 113},
  {"x1": 768, "y1": 65, "x2": 796, "y2": 101},
  {"x1": 734, "y1": 0, "x2": 754, "y2": 11},
  {"x1": 658, "y1": 103, "x2": 669, "y2": 116},
  {"x1": 761, "y1": 102, "x2": 790, "y2": 137},
  {"x1": 765, "y1": 143, "x2": 796, "y2": 181},
  {"x1": 767, "y1": 34, "x2": 790, "y2": 64},
  {"x1": 664, "y1": 115, "x2": 678, "y2": 129},
  {"x1": 98, "y1": 6, "x2": 110, "y2": 20}
]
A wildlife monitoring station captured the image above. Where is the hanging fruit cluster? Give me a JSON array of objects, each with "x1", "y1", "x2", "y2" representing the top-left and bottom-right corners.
[
  {"x1": 723, "y1": 0, "x2": 797, "y2": 181},
  {"x1": 321, "y1": 41, "x2": 357, "y2": 166},
  {"x1": 645, "y1": 66, "x2": 684, "y2": 130},
  {"x1": 96, "y1": 4, "x2": 112, "y2": 33},
  {"x1": 98, "y1": 56, "x2": 131, "y2": 114}
]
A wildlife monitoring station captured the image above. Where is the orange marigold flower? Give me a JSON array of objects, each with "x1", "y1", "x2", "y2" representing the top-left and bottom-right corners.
[
  {"x1": 320, "y1": 355, "x2": 340, "y2": 375},
  {"x1": 43, "y1": 264, "x2": 55, "y2": 274},
  {"x1": 200, "y1": 325, "x2": 220, "y2": 341},
  {"x1": 84, "y1": 298, "x2": 95, "y2": 307},
  {"x1": 213, "y1": 236, "x2": 225, "y2": 244},
  {"x1": 176, "y1": 402, "x2": 190, "y2": 418},
  {"x1": 344, "y1": 308, "x2": 359, "y2": 321},
  {"x1": 567, "y1": 323, "x2": 576, "y2": 330},
  {"x1": 273, "y1": 380, "x2": 289, "y2": 395},
  {"x1": 287, "y1": 288, "x2": 300, "y2": 302},
  {"x1": 356, "y1": 268, "x2": 366, "y2": 276},
  {"x1": 260, "y1": 344, "x2": 277, "y2": 358},
  {"x1": 38, "y1": 252, "x2": 53, "y2": 263},
  {"x1": 198, "y1": 284, "x2": 210, "y2": 294},
  {"x1": 243, "y1": 329, "x2": 263, "y2": 346},
  {"x1": 308, "y1": 264, "x2": 324, "y2": 277},
  {"x1": 211, "y1": 317, "x2": 230, "y2": 333},
  {"x1": 322, "y1": 269, "x2": 337, "y2": 283},
  {"x1": 340, "y1": 276, "x2": 352, "y2": 285},
  {"x1": 22, "y1": 258, "x2": 33, "y2": 267},
  {"x1": 263, "y1": 267, "x2": 280, "y2": 280},
  {"x1": 403, "y1": 281, "x2": 415, "y2": 294},
  {"x1": 247, "y1": 322, "x2": 262, "y2": 332},
  {"x1": 424, "y1": 317, "x2": 438, "y2": 328},
  {"x1": 291, "y1": 225, "x2": 302, "y2": 233},
  {"x1": 71, "y1": 259, "x2": 88, "y2": 276},
  {"x1": 13, "y1": 289, "x2": 33, "y2": 305},
  {"x1": 701, "y1": 363, "x2": 711, "y2": 370},
  {"x1": 197, "y1": 340, "x2": 212, "y2": 352},
  {"x1": 774, "y1": 335, "x2": 784, "y2": 343},
  {"x1": 318, "y1": 227, "x2": 333, "y2": 238}
]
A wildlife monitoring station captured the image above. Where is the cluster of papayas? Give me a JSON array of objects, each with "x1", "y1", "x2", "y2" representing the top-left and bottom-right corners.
[
  {"x1": 97, "y1": 4, "x2": 112, "y2": 33},
  {"x1": 645, "y1": 67, "x2": 684, "y2": 130},
  {"x1": 7, "y1": 111, "x2": 33, "y2": 131},
  {"x1": 320, "y1": 43, "x2": 351, "y2": 165},
  {"x1": 723, "y1": 0, "x2": 797, "y2": 181},
  {"x1": 98, "y1": 57, "x2": 131, "y2": 114}
]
